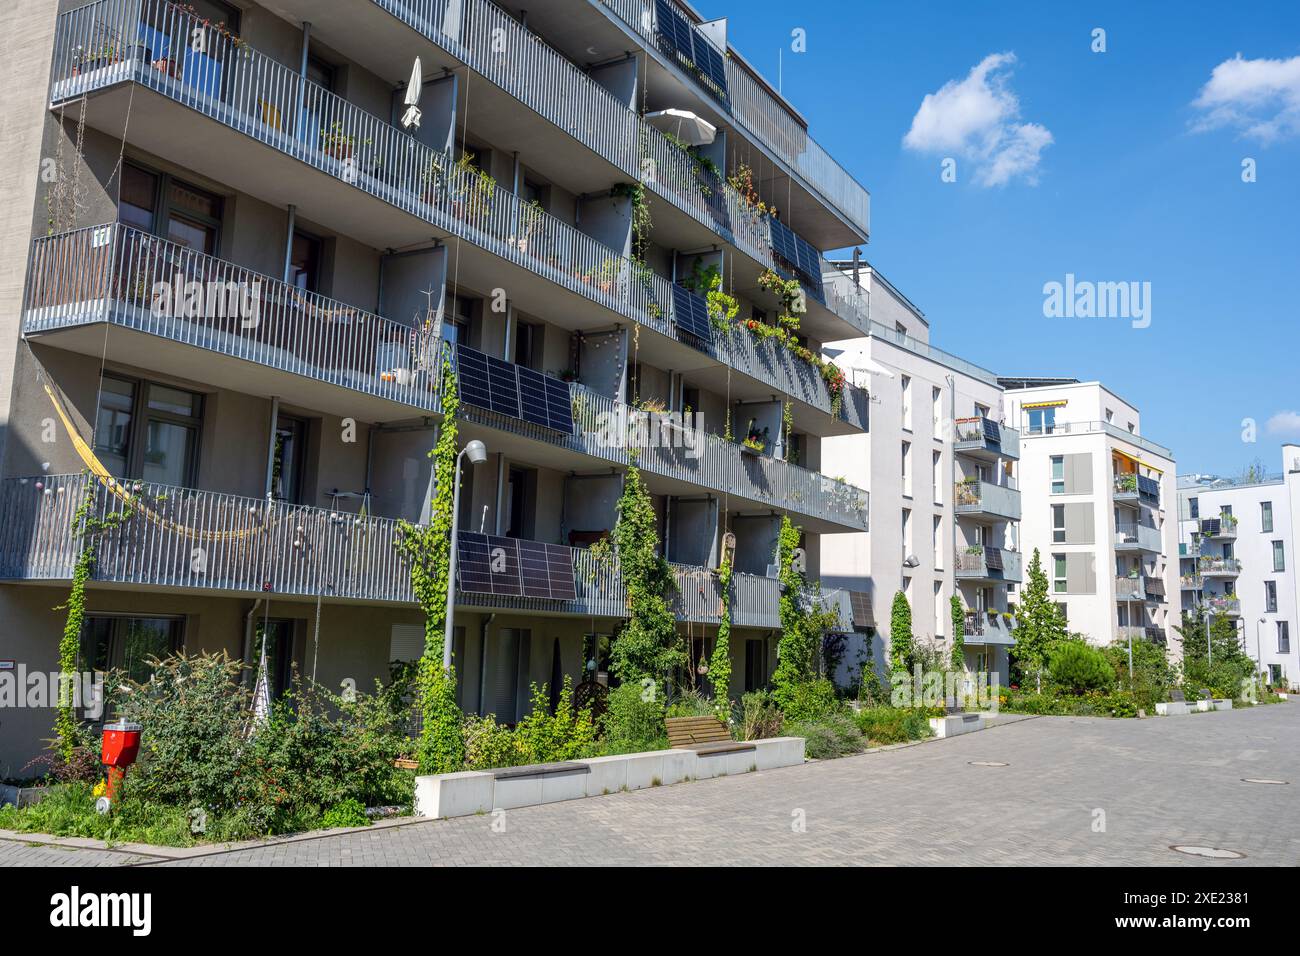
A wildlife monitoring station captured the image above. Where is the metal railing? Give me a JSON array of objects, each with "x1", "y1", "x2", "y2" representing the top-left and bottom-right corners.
[
  {"x1": 955, "y1": 547, "x2": 1023, "y2": 582},
  {"x1": 1115, "y1": 576, "x2": 1145, "y2": 601},
  {"x1": 1203, "y1": 595, "x2": 1241, "y2": 616},
  {"x1": 1114, "y1": 522, "x2": 1162, "y2": 551},
  {"x1": 598, "y1": 0, "x2": 871, "y2": 239},
  {"x1": 953, "y1": 479, "x2": 1021, "y2": 520},
  {"x1": 24, "y1": 222, "x2": 441, "y2": 409},
  {"x1": 1022, "y1": 420, "x2": 1173, "y2": 461},
  {"x1": 963, "y1": 610, "x2": 1016, "y2": 644},
  {"x1": 1198, "y1": 556, "x2": 1242, "y2": 575},
  {"x1": 0, "y1": 473, "x2": 790, "y2": 625},
  {"x1": 1180, "y1": 574, "x2": 1202, "y2": 589},
  {"x1": 49, "y1": 1, "x2": 871, "y2": 428}
]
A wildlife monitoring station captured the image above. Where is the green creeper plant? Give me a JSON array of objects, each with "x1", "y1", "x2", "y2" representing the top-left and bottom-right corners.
[
  {"x1": 950, "y1": 594, "x2": 965, "y2": 672},
  {"x1": 708, "y1": 546, "x2": 734, "y2": 718},
  {"x1": 395, "y1": 352, "x2": 464, "y2": 773},
  {"x1": 888, "y1": 591, "x2": 913, "y2": 675},
  {"x1": 772, "y1": 516, "x2": 814, "y2": 707},
  {"x1": 608, "y1": 459, "x2": 683, "y2": 688}
]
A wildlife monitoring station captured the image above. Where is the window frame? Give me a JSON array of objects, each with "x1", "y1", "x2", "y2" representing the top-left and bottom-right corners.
[
  {"x1": 119, "y1": 160, "x2": 225, "y2": 254},
  {"x1": 95, "y1": 373, "x2": 204, "y2": 487}
]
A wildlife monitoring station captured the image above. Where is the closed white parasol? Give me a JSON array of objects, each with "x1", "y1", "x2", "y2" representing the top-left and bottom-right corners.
[
  {"x1": 401, "y1": 57, "x2": 423, "y2": 129},
  {"x1": 645, "y1": 108, "x2": 717, "y2": 146}
]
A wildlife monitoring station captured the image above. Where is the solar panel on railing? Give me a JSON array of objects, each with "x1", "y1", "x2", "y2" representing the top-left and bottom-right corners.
[
  {"x1": 848, "y1": 590, "x2": 874, "y2": 628},
  {"x1": 691, "y1": 33, "x2": 730, "y2": 104},
  {"x1": 671, "y1": 284, "x2": 713, "y2": 345},
  {"x1": 768, "y1": 217, "x2": 799, "y2": 268},
  {"x1": 654, "y1": 0, "x2": 729, "y2": 107},
  {"x1": 518, "y1": 540, "x2": 578, "y2": 601},
  {"x1": 455, "y1": 344, "x2": 493, "y2": 413},
  {"x1": 456, "y1": 533, "x2": 522, "y2": 596},
  {"x1": 543, "y1": 375, "x2": 575, "y2": 434},
  {"x1": 514, "y1": 366, "x2": 575, "y2": 434},
  {"x1": 486, "y1": 355, "x2": 520, "y2": 417},
  {"x1": 985, "y1": 548, "x2": 1004, "y2": 571}
]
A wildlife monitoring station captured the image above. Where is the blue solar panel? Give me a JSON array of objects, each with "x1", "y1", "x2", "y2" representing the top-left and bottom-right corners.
[
  {"x1": 455, "y1": 344, "x2": 493, "y2": 413},
  {"x1": 768, "y1": 218, "x2": 825, "y2": 303},
  {"x1": 459, "y1": 533, "x2": 577, "y2": 602},
  {"x1": 672, "y1": 284, "x2": 714, "y2": 345},
  {"x1": 543, "y1": 375, "x2": 575, "y2": 434},
  {"x1": 654, "y1": 0, "x2": 730, "y2": 108}
]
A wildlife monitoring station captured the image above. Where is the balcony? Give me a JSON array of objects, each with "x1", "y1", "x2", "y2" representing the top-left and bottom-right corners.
[
  {"x1": 0, "y1": 473, "x2": 812, "y2": 628},
  {"x1": 962, "y1": 610, "x2": 1017, "y2": 646},
  {"x1": 1198, "y1": 556, "x2": 1242, "y2": 578},
  {"x1": 955, "y1": 547, "x2": 1023, "y2": 584},
  {"x1": 1179, "y1": 541, "x2": 1202, "y2": 559},
  {"x1": 1115, "y1": 576, "x2": 1146, "y2": 601},
  {"x1": 1180, "y1": 573, "x2": 1202, "y2": 590},
  {"x1": 954, "y1": 417, "x2": 1021, "y2": 461},
  {"x1": 46, "y1": 2, "x2": 869, "y2": 432},
  {"x1": 1114, "y1": 522, "x2": 1162, "y2": 553},
  {"x1": 1143, "y1": 576, "x2": 1166, "y2": 602},
  {"x1": 1200, "y1": 517, "x2": 1238, "y2": 540},
  {"x1": 1112, "y1": 473, "x2": 1160, "y2": 507},
  {"x1": 953, "y1": 478, "x2": 1021, "y2": 522},
  {"x1": 1203, "y1": 595, "x2": 1242, "y2": 617}
]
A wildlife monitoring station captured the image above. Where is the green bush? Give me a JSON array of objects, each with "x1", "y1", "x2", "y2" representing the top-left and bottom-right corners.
[
  {"x1": 0, "y1": 783, "x2": 193, "y2": 846},
  {"x1": 513, "y1": 678, "x2": 597, "y2": 764},
  {"x1": 1048, "y1": 643, "x2": 1115, "y2": 694},
  {"x1": 599, "y1": 683, "x2": 667, "y2": 755},
  {"x1": 784, "y1": 713, "x2": 864, "y2": 759},
  {"x1": 665, "y1": 689, "x2": 715, "y2": 718},
  {"x1": 321, "y1": 798, "x2": 370, "y2": 829},
  {"x1": 462, "y1": 713, "x2": 521, "y2": 770},
  {"x1": 854, "y1": 706, "x2": 932, "y2": 744},
  {"x1": 738, "y1": 691, "x2": 783, "y2": 741},
  {"x1": 781, "y1": 678, "x2": 841, "y2": 723}
]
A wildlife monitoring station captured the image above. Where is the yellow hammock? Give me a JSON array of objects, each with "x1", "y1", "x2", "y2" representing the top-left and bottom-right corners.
[{"x1": 44, "y1": 379, "x2": 271, "y2": 542}]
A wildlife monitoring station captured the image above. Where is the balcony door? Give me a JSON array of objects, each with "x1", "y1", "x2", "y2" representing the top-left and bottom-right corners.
[{"x1": 93, "y1": 375, "x2": 203, "y2": 487}]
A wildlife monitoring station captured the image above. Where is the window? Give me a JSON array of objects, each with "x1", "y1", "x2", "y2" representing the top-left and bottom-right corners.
[
  {"x1": 1261, "y1": 501, "x2": 1273, "y2": 533},
  {"x1": 271, "y1": 416, "x2": 307, "y2": 503},
  {"x1": 1050, "y1": 455, "x2": 1065, "y2": 494},
  {"x1": 1052, "y1": 504, "x2": 1066, "y2": 543},
  {"x1": 306, "y1": 55, "x2": 335, "y2": 92},
  {"x1": 744, "y1": 638, "x2": 769, "y2": 692},
  {"x1": 1028, "y1": 406, "x2": 1056, "y2": 434},
  {"x1": 442, "y1": 293, "x2": 474, "y2": 346},
  {"x1": 94, "y1": 376, "x2": 203, "y2": 486},
  {"x1": 514, "y1": 322, "x2": 540, "y2": 369},
  {"x1": 253, "y1": 618, "x2": 296, "y2": 701},
  {"x1": 933, "y1": 514, "x2": 942, "y2": 564},
  {"x1": 901, "y1": 508, "x2": 911, "y2": 558},
  {"x1": 288, "y1": 230, "x2": 323, "y2": 292},
  {"x1": 934, "y1": 581, "x2": 944, "y2": 636},
  {"x1": 1188, "y1": 497, "x2": 1199, "y2": 520},
  {"x1": 901, "y1": 441, "x2": 911, "y2": 496},
  {"x1": 1278, "y1": 621, "x2": 1291, "y2": 655},
  {"x1": 932, "y1": 386, "x2": 942, "y2": 429},
  {"x1": 1266, "y1": 580, "x2": 1278, "y2": 613},
  {"x1": 79, "y1": 616, "x2": 184, "y2": 687},
  {"x1": 1221, "y1": 504, "x2": 1232, "y2": 518},
  {"x1": 1054, "y1": 601, "x2": 1068, "y2": 623},
  {"x1": 117, "y1": 162, "x2": 223, "y2": 254},
  {"x1": 900, "y1": 375, "x2": 911, "y2": 429},
  {"x1": 1053, "y1": 554, "x2": 1067, "y2": 593},
  {"x1": 932, "y1": 450, "x2": 942, "y2": 504},
  {"x1": 1105, "y1": 408, "x2": 1114, "y2": 423},
  {"x1": 1274, "y1": 540, "x2": 1286, "y2": 572}
]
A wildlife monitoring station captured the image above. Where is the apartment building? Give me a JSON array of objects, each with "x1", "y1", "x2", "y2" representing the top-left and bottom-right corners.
[
  {"x1": 1000, "y1": 379, "x2": 1181, "y2": 652},
  {"x1": 0, "y1": 0, "x2": 878, "y2": 772},
  {"x1": 821, "y1": 263, "x2": 1020, "y2": 687},
  {"x1": 1176, "y1": 445, "x2": 1300, "y2": 687}
]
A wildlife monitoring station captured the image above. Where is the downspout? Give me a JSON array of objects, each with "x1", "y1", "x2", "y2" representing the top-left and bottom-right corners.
[{"x1": 947, "y1": 374, "x2": 958, "y2": 658}]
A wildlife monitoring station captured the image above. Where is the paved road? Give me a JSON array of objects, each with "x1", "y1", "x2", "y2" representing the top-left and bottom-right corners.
[{"x1": 4, "y1": 704, "x2": 1297, "y2": 866}]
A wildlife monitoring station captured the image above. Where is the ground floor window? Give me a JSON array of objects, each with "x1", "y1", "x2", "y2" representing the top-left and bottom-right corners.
[
  {"x1": 79, "y1": 615, "x2": 184, "y2": 684},
  {"x1": 744, "y1": 638, "x2": 768, "y2": 692}
]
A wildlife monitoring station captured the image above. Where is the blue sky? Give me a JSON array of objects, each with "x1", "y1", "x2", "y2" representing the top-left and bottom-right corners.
[{"x1": 711, "y1": 0, "x2": 1300, "y2": 476}]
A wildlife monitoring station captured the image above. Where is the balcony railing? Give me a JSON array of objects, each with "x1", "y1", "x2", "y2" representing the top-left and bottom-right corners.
[
  {"x1": 1112, "y1": 473, "x2": 1160, "y2": 505},
  {"x1": 953, "y1": 479, "x2": 1021, "y2": 521},
  {"x1": 1198, "y1": 556, "x2": 1242, "y2": 576},
  {"x1": 48, "y1": 1, "x2": 869, "y2": 428},
  {"x1": 954, "y1": 416, "x2": 1021, "y2": 460},
  {"x1": 962, "y1": 610, "x2": 1016, "y2": 645},
  {"x1": 598, "y1": 0, "x2": 872, "y2": 240},
  {"x1": 1199, "y1": 517, "x2": 1239, "y2": 539},
  {"x1": 1180, "y1": 573, "x2": 1202, "y2": 590},
  {"x1": 955, "y1": 547, "x2": 1023, "y2": 583},
  {"x1": 1179, "y1": 541, "x2": 1202, "y2": 558},
  {"x1": 1114, "y1": 522, "x2": 1162, "y2": 552},
  {"x1": 1203, "y1": 595, "x2": 1241, "y2": 616},
  {"x1": 1022, "y1": 420, "x2": 1173, "y2": 460},
  {"x1": 0, "y1": 473, "x2": 802, "y2": 627},
  {"x1": 1115, "y1": 576, "x2": 1145, "y2": 601}
]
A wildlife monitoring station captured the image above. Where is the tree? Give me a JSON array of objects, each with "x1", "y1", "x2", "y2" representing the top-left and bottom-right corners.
[
  {"x1": 888, "y1": 591, "x2": 913, "y2": 676},
  {"x1": 608, "y1": 460, "x2": 683, "y2": 689},
  {"x1": 949, "y1": 595, "x2": 965, "y2": 672},
  {"x1": 1177, "y1": 606, "x2": 1255, "y2": 698},
  {"x1": 1011, "y1": 548, "x2": 1067, "y2": 691}
]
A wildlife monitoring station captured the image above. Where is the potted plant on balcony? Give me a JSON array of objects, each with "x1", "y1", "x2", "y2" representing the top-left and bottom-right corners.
[
  {"x1": 74, "y1": 41, "x2": 125, "y2": 75},
  {"x1": 320, "y1": 122, "x2": 363, "y2": 162},
  {"x1": 450, "y1": 153, "x2": 496, "y2": 226}
]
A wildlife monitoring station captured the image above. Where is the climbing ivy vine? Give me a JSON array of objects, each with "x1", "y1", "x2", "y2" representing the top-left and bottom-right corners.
[
  {"x1": 771, "y1": 516, "x2": 813, "y2": 707},
  {"x1": 889, "y1": 590, "x2": 914, "y2": 676},
  {"x1": 708, "y1": 545, "x2": 733, "y2": 718},
  {"x1": 608, "y1": 458, "x2": 683, "y2": 691},
  {"x1": 395, "y1": 352, "x2": 464, "y2": 773},
  {"x1": 950, "y1": 595, "x2": 965, "y2": 672}
]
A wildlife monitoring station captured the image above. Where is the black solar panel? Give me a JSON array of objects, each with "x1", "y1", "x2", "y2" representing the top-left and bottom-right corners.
[
  {"x1": 543, "y1": 375, "x2": 574, "y2": 434},
  {"x1": 672, "y1": 284, "x2": 713, "y2": 345},
  {"x1": 654, "y1": 0, "x2": 729, "y2": 108},
  {"x1": 517, "y1": 541, "x2": 578, "y2": 601},
  {"x1": 455, "y1": 344, "x2": 493, "y2": 414},
  {"x1": 457, "y1": 343, "x2": 572, "y2": 433},
  {"x1": 984, "y1": 548, "x2": 1004, "y2": 571},
  {"x1": 486, "y1": 355, "x2": 520, "y2": 417},
  {"x1": 516, "y1": 366, "x2": 550, "y2": 429},
  {"x1": 768, "y1": 218, "x2": 825, "y2": 302},
  {"x1": 456, "y1": 533, "x2": 523, "y2": 596},
  {"x1": 848, "y1": 590, "x2": 874, "y2": 628},
  {"x1": 768, "y1": 217, "x2": 799, "y2": 268}
]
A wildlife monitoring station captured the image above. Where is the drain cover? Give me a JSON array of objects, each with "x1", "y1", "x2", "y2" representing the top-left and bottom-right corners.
[
  {"x1": 1242, "y1": 778, "x2": 1289, "y2": 785},
  {"x1": 968, "y1": 760, "x2": 1008, "y2": 767},
  {"x1": 1170, "y1": 845, "x2": 1246, "y2": 859}
]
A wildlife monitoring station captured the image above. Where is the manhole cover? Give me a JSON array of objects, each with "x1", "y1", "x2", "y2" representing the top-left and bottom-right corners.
[
  {"x1": 1169, "y1": 845, "x2": 1246, "y2": 859},
  {"x1": 1242, "y1": 778, "x2": 1289, "y2": 785},
  {"x1": 968, "y1": 760, "x2": 1008, "y2": 767}
]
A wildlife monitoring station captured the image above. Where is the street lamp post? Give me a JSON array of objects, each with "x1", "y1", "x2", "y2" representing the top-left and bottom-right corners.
[
  {"x1": 444, "y1": 439, "x2": 488, "y2": 672},
  {"x1": 1256, "y1": 617, "x2": 1266, "y2": 687}
]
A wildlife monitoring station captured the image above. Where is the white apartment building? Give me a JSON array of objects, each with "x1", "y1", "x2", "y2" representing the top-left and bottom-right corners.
[
  {"x1": 1176, "y1": 445, "x2": 1300, "y2": 687},
  {"x1": 1000, "y1": 379, "x2": 1181, "y2": 652},
  {"x1": 822, "y1": 262, "x2": 1020, "y2": 687}
]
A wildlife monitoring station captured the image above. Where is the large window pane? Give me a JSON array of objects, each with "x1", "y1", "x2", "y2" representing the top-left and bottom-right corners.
[
  {"x1": 167, "y1": 215, "x2": 217, "y2": 254},
  {"x1": 94, "y1": 377, "x2": 135, "y2": 478},
  {"x1": 119, "y1": 165, "x2": 158, "y2": 232},
  {"x1": 147, "y1": 383, "x2": 200, "y2": 417},
  {"x1": 142, "y1": 420, "x2": 197, "y2": 486}
]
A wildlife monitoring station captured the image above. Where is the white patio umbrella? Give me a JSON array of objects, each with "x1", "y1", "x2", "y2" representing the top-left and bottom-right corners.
[
  {"x1": 645, "y1": 108, "x2": 716, "y2": 146},
  {"x1": 401, "y1": 57, "x2": 423, "y2": 130}
]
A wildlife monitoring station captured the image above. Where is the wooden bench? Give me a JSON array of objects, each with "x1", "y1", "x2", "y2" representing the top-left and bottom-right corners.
[
  {"x1": 490, "y1": 762, "x2": 590, "y2": 780},
  {"x1": 665, "y1": 716, "x2": 756, "y2": 756}
]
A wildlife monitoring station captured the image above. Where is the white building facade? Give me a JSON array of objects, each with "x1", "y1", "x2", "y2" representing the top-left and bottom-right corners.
[
  {"x1": 1000, "y1": 380, "x2": 1181, "y2": 652},
  {"x1": 1176, "y1": 444, "x2": 1300, "y2": 688}
]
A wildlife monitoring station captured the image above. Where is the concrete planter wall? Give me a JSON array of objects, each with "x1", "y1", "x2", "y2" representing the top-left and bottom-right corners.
[
  {"x1": 415, "y1": 738, "x2": 806, "y2": 819},
  {"x1": 928, "y1": 714, "x2": 984, "y2": 738},
  {"x1": 1156, "y1": 699, "x2": 1232, "y2": 716}
]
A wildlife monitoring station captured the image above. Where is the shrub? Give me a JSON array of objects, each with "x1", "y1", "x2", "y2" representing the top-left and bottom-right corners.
[
  {"x1": 784, "y1": 713, "x2": 864, "y2": 759},
  {"x1": 854, "y1": 705, "x2": 932, "y2": 744},
  {"x1": 513, "y1": 678, "x2": 597, "y2": 764},
  {"x1": 0, "y1": 782, "x2": 193, "y2": 846},
  {"x1": 599, "y1": 682, "x2": 667, "y2": 754},
  {"x1": 781, "y1": 678, "x2": 841, "y2": 723},
  {"x1": 321, "y1": 798, "x2": 370, "y2": 829},
  {"x1": 1048, "y1": 642, "x2": 1115, "y2": 694},
  {"x1": 739, "y1": 691, "x2": 783, "y2": 741},
  {"x1": 462, "y1": 713, "x2": 521, "y2": 770},
  {"x1": 665, "y1": 689, "x2": 715, "y2": 718}
]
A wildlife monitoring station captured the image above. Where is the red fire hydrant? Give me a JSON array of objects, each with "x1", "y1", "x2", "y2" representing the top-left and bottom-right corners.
[{"x1": 100, "y1": 719, "x2": 142, "y2": 802}]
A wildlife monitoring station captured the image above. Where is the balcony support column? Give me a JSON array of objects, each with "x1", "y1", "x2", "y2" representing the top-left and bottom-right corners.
[{"x1": 281, "y1": 205, "x2": 296, "y2": 284}]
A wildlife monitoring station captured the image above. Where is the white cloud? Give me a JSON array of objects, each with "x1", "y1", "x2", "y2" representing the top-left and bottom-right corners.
[
  {"x1": 903, "y1": 52, "x2": 1052, "y2": 187},
  {"x1": 1266, "y1": 410, "x2": 1300, "y2": 436},
  {"x1": 1191, "y1": 53, "x2": 1300, "y2": 142}
]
